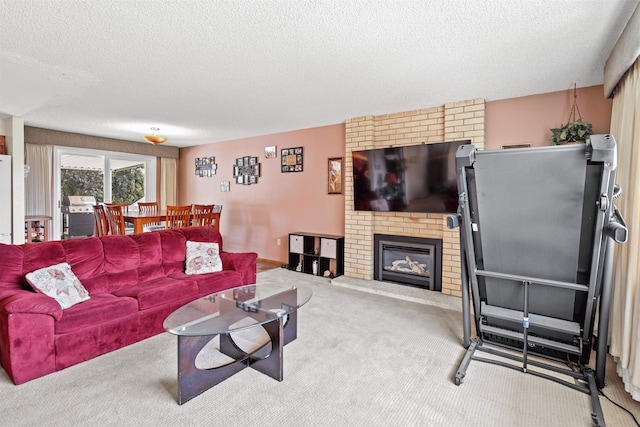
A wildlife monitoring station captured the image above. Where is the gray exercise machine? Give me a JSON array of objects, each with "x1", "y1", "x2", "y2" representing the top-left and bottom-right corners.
[{"x1": 447, "y1": 135, "x2": 628, "y2": 427}]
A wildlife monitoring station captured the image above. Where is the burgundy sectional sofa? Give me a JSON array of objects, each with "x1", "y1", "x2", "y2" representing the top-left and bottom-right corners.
[{"x1": 0, "y1": 225, "x2": 257, "y2": 385}]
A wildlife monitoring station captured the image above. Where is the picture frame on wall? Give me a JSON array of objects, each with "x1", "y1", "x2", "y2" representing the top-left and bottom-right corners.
[
  {"x1": 232, "y1": 155, "x2": 261, "y2": 185},
  {"x1": 281, "y1": 146, "x2": 303, "y2": 173},
  {"x1": 220, "y1": 181, "x2": 230, "y2": 192},
  {"x1": 194, "y1": 156, "x2": 217, "y2": 177},
  {"x1": 328, "y1": 157, "x2": 343, "y2": 194},
  {"x1": 265, "y1": 146, "x2": 277, "y2": 158}
]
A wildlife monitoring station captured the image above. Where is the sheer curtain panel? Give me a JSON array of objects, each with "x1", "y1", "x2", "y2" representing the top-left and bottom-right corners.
[
  {"x1": 25, "y1": 143, "x2": 53, "y2": 216},
  {"x1": 609, "y1": 56, "x2": 640, "y2": 400},
  {"x1": 160, "y1": 157, "x2": 177, "y2": 210}
]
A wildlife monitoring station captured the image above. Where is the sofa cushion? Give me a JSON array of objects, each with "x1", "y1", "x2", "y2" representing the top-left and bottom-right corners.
[
  {"x1": 185, "y1": 241, "x2": 223, "y2": 275},
  {"x1": 22, "y1": 241, "x2": 66, "y2": 278},
  {"x1": 62, "y1": 237, "x2": 108, "y2": 294},
  {"x1": 102, "y1": 235, "x2": 140, "y2": 292},
  {"x1": 180, "y1": 226, "x2": 223, "y2": 250},
  {"x1": 25, "y1": 262, "x2": 90, "y2": 309},
  {"x1": 55, "y1": 293, "x2": 138, "y2": 334},
  {"x1": 169, "y1": 269, "x2": 244, "y2": 295},
  {"x1": 159, "y1": 229, "x2": 188, "y2": 275},
  {"x1": 112, "y1": 277, "x2": 199, "y2": 310},
  {"x1": 129, "y1": 232, "x2": 165, "y2": 282}
]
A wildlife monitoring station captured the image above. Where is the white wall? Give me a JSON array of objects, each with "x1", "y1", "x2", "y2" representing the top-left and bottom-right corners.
[{"x1": 3, "y1": 116, "x2": 25, "y2": 244}]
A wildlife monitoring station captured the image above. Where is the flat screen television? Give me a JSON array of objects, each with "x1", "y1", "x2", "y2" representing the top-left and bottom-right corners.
[{"x1": 352, "y1": 140, "x2": 470, "y2": 214}]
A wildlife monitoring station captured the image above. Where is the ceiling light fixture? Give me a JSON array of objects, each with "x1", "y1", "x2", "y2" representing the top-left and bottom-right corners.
[{"x1": 143, "y1": 127, "x2": 167, "y2": 144}]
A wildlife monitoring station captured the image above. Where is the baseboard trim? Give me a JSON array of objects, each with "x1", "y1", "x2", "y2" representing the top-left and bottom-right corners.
[{"x1": 257, "y1": 258, "x2": 285, "y2": 266}]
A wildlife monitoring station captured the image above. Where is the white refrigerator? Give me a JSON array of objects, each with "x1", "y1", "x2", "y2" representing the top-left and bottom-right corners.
[{"x1": 0, "y1": 155, "x2": 12, "y2": 244}]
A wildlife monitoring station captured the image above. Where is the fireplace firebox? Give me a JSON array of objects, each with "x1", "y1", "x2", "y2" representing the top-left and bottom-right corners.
[{"x1": 374, "y1": 234, "x2": 442, "y2": 291}]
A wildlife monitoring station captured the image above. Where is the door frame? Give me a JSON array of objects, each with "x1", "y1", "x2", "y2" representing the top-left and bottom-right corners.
[{"x1": 53, "y1": 146, "x2": 156, "y2": 240}]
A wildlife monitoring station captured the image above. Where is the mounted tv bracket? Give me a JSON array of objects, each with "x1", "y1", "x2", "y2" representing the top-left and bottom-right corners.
[{"x1": 447, "y1": 135, "x2": 627, "y2": 427}]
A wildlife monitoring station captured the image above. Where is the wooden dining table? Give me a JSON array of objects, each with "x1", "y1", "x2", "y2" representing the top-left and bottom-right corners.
[{"x1": 122, "y1": 210, "x2": 220, "y2": 234}]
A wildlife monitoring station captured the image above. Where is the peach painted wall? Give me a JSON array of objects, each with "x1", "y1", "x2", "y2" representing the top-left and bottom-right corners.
[
  {"x1": 178, "y1": 124, "x2": 345, "y2": 263},
  {"x1": 485, "y1": 85, "x2": 613, "y2": 150},
  {"x1": 177, "y1": 86, "x2": 612, "y2": 263}
]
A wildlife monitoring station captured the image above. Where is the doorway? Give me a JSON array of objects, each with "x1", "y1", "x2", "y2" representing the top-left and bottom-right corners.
[{"x1": 53, "y1": 147, "x2": 156, "y2": 239}]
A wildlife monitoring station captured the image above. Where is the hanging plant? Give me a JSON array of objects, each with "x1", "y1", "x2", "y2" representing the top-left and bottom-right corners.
[
  {"x1": 550, "y1": 119, "x2": 593, "y2": 145},
  {"x1": 549, "y1": 84, "x2": 593, "y2": 145}
]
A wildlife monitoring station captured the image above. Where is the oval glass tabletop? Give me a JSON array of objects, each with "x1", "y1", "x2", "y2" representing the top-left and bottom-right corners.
[{"x1": 164, "y1": 282, "x2": 312, "y2": 336}]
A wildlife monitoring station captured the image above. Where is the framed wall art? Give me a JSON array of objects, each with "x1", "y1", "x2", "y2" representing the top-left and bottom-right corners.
[
  {"x1": 281, "y1": 147, "x2": 303, "y2": 173},
  {"x1": 328, "y1": 157, "x2": 343, "y2": 194},
  {"x1": 265, "y1": 145, "x2": 277, "y2": 158},
  {"x1": 233, "y1": 156, "x2": 261, "y2": 185},
  {"x1": 195, "y1": 156, "x2": 217, "y2": 177},
  {"x1": 220, "y1": 181, "x2": 230, "y2": 192}
]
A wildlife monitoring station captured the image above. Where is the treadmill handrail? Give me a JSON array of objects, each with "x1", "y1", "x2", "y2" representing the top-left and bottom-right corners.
[{"x1": 474, "y1": 268, "x2": 589, "y2": 292}]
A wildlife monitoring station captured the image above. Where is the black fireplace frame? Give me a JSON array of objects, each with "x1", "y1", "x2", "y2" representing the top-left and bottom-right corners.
[{"x1": 373, "y1": 234, "x2": 442, "y2": 291}]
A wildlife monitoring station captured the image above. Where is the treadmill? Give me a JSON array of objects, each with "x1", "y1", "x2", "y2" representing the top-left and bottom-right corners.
[{"x1": 447, "y1": 134, "x2": 628, "y2": 427}]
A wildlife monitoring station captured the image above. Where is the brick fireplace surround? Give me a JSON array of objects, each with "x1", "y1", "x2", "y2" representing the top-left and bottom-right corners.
[{"x1": 344, "y1": 99, "x2": 486, "y2": 297}]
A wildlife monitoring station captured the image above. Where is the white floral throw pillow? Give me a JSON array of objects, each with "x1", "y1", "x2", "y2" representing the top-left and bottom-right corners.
[
  {"x1": 25, "y1": 262, "x2": 90, "y2": 309},
  {"x1": 185, "y1": 241, "x2": 223, "y2": 275}
]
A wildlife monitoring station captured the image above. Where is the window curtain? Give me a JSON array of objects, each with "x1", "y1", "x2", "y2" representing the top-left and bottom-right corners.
[
  {"x1": 604, "y1": 3, "x2": 640, "y2": 98},
  {"x1": 25, "y1": 143, "x2": 53, "y2": 216},
  {"x1": 160, "y1": 157, "x2": 177, "y2": 209},
  {"x1": 609, "y1": 56, "x2": 640, "y2": 400}
]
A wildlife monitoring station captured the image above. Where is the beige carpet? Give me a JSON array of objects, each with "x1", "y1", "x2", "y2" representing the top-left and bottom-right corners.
[{"x1": 1, "y1": 269, "x2": 639, "y2": 426}]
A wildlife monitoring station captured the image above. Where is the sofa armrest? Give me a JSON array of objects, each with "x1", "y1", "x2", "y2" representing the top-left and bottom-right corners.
[
  {"x1": 0, "y1": 293, "x2": 57, "y2": 384},
  {"x1": 1, "y1": 292, "x2": 63, "y2": 321},
  {"x1": 220, "y1": 252, "x2": 258, "y2": 284}
]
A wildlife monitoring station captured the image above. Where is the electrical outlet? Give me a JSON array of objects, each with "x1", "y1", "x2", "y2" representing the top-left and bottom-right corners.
[{"x1": 276, "y1": 238, "x2": 281, "y2": 246}]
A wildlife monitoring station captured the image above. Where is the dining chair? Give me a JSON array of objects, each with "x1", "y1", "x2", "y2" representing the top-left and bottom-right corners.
[
  {"x1": 105, "y1": 202, "x2": 129, "y2": 212},
  {"x1": 211, "y1": 205, "x2": 223, "y2": 229},
  {"x1": 166, "y1": 205, "x2": 192, "y2": 229},
  {"x1": 138, "y1": 201, "x2": 158, "y2": 211},
  {"x1": 93, "y1": 204, "x2": 110, "y2": 237},
  {"x1": 192, "y1": 204, "x2": 215, "y2": 227},
  {"x1": 138, "y1": 201, "x2": 165, "y2": 231},
  {"x1": 105, "y1": 203, "x2": 134, "y2": 233},
  {"x1": 105, "y1": 204, "x2": 126, "y2": 235}
]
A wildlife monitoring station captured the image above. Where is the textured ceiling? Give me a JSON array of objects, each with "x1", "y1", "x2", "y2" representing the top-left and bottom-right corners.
[{"x1": 1, "y1": 0, "x2": 638, "y2": 148}]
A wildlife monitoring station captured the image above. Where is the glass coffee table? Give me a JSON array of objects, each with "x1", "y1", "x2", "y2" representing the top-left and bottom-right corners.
[{"x1": 164, "y1": 283, "x2": 312, "y2": 404}]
